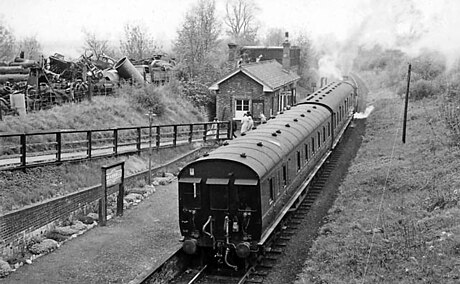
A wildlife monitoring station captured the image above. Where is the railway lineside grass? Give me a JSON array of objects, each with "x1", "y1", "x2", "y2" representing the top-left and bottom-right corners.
[
  {"x1": 295, "y1": 89, "x2": 460, "y2": 283},
  {"x1": 0, "y1": 82, "x2": 206, "y2": 155},
  {"x1": 0, "y1": 143, "x2": 203, "y2": 213}
]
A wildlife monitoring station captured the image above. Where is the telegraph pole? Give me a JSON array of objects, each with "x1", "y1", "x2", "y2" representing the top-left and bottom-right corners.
[{"x1": 402, "y1": 63, "x2": 411, "y2": 143}]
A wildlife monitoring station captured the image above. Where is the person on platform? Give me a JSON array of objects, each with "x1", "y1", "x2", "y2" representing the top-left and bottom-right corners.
[{"x1": 240, "y1": 113, "x2": 249, "y2": 134}]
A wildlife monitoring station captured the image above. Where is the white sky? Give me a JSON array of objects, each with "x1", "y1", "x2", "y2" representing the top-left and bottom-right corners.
[{"x1": 1, "y1": 0, "x2": 459, "y2": 63}]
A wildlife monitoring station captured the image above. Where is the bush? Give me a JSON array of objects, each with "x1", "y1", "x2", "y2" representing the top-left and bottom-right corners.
[
  {"x1": 410, "y1": 79, "x2": 439, "y2": 100},
  {"x1": 129, "y1": 85, "x2": 165, "y2": 115}
]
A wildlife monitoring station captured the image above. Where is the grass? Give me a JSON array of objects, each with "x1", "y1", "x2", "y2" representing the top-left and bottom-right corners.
[
  {"x1": 0, "y1": 143, "x2": 203, "y2": 213},
  {"x1": 295, "y1": 89, "x2": 460, "y2": 283},
  {"x1": 0, "y1": 82, "x2": 208, "y2": 213}
]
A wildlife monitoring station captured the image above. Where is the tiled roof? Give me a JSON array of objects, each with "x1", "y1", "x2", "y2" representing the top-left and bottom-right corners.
[{"x1": 209, "y1": 60, "x2": 300, "y2": 92}]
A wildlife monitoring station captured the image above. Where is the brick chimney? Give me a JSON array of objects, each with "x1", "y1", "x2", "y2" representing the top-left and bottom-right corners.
[
  {"x1": 228, "y1": 43, "x2": 238, "y2": 62},
  {"x1": 282, "y1": 32, "x2": 291, "y2": 71}
]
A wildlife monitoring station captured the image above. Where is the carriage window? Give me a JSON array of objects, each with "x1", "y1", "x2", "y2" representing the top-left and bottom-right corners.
[
  {"x1": 297, "y1": 151, "x2": 301, "y2": 171},
  {"x1": 282, "y1": 165, "x2": 287, "y2": 186},
  {"x1": 311, "y1": 137, "x2": 315, "y2": 153},
  {"x1": 305, "y1": 144, "x2": 309, "y2": 160},
  {"x1": 235, "y1": 179, "x2": 258, "y2": 210},
  {"x1": 327, "y1": 122, "x2": 331, "y2": 137},
  {"x1": 208, "y1": 178, "x2": 229, "y2": 210},
  {"x1": 317, "y1": 132, "x2": 321, "y2": 148},
  {"x1": 269, "y1": 178, "x2": 275, "y2": 202},
  {"x1": 179, "y1": 178, "x2": 202, "y2": 209},
  {"x1": 179, "y1": 183, "x2": 202, "y2": 209},
  {"x1": 323, "y1": 126, "x2": 326, "y2": 142}
]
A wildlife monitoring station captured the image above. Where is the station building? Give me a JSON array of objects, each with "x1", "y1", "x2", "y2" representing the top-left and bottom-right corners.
[{"x1": 209, "y1": 33, "x2": 301, "y2": 122}]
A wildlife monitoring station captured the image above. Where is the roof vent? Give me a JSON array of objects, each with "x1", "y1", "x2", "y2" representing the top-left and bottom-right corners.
[
  {"x1": 285, "y1": 124, "x2": 291, "y2": 127},
  {"x1": 272, "y1": 132, "x2": 277, "y2": 136},
  {"x1": 307, "y1": 110, "x2": 311, "y2": 113},
  {"x1": 315, "y1": 100, "x2": 319, "y2": 102},
  {"x1": 276, "y1": 129, "x2": 282, "y2": 134},
  {"x1": 223, "y1": 141, "x2": 229, "y2": 146},
  {"x1": 280, "y1": 111, "x2": 284, "y2": 114},
  {"x1": 262, "y1": 121, "x2": 267, "y2": 124},
  {"x1": 203, "y1": 153, "x2": 209, "y2": 157},
  {"x1": 241, "y1": 132, "x2": 246, "y2": 136},
  {"x1": 240, "y1": 153, "x2": 247, "y2": 158},
  {"x1": 293, "y1": 118, "x2": 298, "y2": 122},
  {"x1": 257, "y1": 142, "x2": 263, "y2": 147},
  {"x1": 300, "y1": 114, "x2": 305, "y2": 117},
  {"x1": 313, "y1": 106, "x2": 317, "y2": 109}
]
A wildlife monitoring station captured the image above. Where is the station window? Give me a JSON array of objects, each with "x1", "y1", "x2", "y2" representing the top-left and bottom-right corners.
[
  {"x1": 297, "y1": 151, "x2": 301, "y2": 171},
  {"x1": 235, "y1": 99, "x2": 250, "y2": 111}
]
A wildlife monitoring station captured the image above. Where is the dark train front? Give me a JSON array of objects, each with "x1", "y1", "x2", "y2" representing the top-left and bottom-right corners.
[{"x1": 178, "y1": 78, "x2": 358, "y2": 270}]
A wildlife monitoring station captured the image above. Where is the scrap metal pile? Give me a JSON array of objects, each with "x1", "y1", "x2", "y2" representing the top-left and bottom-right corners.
[{"x1": 0, "y1": 51, "x2": 177, "y2": 118}]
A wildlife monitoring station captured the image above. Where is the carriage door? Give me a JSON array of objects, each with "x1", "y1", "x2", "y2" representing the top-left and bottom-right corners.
[{"x1": 207, "y1": 178, "x2": 230, "y2": 238}]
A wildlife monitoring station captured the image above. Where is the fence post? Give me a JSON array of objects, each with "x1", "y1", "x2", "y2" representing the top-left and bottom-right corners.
[
  {"x1": 87, "y1": 131, "x2": 92, "y2": 158},
  {"x1": 173, "y1": 125, "x2": 177, "y2": 147},
  {"x1": 136, "y1": 127, "x2": 141, "y2": 155},
  {"x1": 20, "y1": 134, "x2": 26, "y2": 171},
  {"x1": 189, "y1": 124, "x2": 193, "y2": 143},
  {"x1": 203, "y1": 123, "x2": 208, "y2": 142},
  {"x1": 156, "y1": 126, "x2": 161, "y2": 151},
  {"x1": 113, "y1": 129, "x2": 118, "y2": 155},
  {"x1": 99, "y1": 167, "x2": 107, "y2": 226},
  {"x1": 56, "y1": 132, "x2": 62, "y2": 162},
  {"x1": 227, "y1": 121, "x2": 231, "y2": 139},
  {"x1": 216, "y1": 122, "x2": 221, "y2": 139}
]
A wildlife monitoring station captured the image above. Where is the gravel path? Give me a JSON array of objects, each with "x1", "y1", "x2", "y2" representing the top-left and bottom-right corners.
[{"x1": 0, "y1": 181, "x2": 181, "y2": 284}]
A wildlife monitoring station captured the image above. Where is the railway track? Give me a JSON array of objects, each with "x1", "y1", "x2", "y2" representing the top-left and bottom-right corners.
[{"x1": 137, "y1": 134, "x2": 347, "y2": 284}]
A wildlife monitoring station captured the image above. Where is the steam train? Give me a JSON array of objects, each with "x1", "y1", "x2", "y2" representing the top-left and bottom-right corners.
[{"x1": 178, "y1": 77, "x2": 358, "y2": 270}]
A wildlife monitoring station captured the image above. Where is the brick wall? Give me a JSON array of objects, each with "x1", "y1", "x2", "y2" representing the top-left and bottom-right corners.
[{"x1": 217, "y1": 72, "x2": 265, "y2": 121}]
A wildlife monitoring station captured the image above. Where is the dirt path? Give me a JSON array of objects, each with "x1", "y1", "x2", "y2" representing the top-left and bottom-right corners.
[{"x1": 0, "y1": 181, "x2": 181, "y2": 284}]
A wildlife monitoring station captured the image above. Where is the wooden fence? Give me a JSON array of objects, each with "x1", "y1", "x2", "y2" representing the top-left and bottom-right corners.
[{"x1": 0, "y1": 121, "x2": 230, "y2": 170}]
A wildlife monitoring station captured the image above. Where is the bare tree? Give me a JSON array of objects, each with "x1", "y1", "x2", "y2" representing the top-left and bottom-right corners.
[
  {"x1": 174, "y1": 0, "x2": 221, "y2": 78},
  {"x1": 294, "y1": 32, "x2": 318, "y2": 90},
  {"x1": 0, "y1": 22, "x2": 15, "y2": 61},
  {"x1": 224, "y1": 0, "x2": 259, "y2": 45},
  {"x1": 17, "y1": 36, "x2": 42, "y2": 60},
  {"x1": 120, "y1": 23, "x2": 156, "y2": 60},
  {"x1": 262, "y1": 28, "x2": 285, "y2": 46},
  {"x1": 82, "y1": 30, "x2": 109, "y2": 60}
]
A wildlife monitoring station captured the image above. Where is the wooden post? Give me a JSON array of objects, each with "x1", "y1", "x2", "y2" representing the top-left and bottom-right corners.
[
  {"x1": 99, "y1": 168, "x2": 107, "y2": 226},
  {"x1": 20, "y1": 134, "x2": 26, "y2": 171},
  {"x1": 56, "y1": 132, "x2": 62, "y2": 162},
  {"x1": 203, "y1": 123, "x2": 208, "y2": 142},
  {"x1": 173, "y1": 125, "x2": 177, "y2": 147},
  {"x1": 156, "y1": 126, "x2": 161, "y2": 151},
  {"x1": 402, "y1": 63, "x2": 411, "y2": 143},
  {"x1": 87, "y1": 131, "x2": 92, "y2": 158},
  {"x1": 136, "y1": 127, "x2": 141, "y2": 155},
  {"x1": 117, "y1": 167, "x2": 125, "y2": 217},
  {"x1": 113, "y1": 129, "x2": 118, "y2": 155},
  {"x1": 189, "y1": 124, "x2": 193, "y2": 143}
]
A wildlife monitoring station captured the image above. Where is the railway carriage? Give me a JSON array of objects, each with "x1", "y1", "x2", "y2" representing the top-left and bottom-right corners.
[{"x1": 178, "y1": 78, "x2": 358, "y2": 270}]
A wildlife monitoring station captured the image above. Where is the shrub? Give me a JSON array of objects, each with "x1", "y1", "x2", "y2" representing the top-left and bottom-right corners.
[{"x1": 129, "y1": 85, "x2": 165, "y2": 115}]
